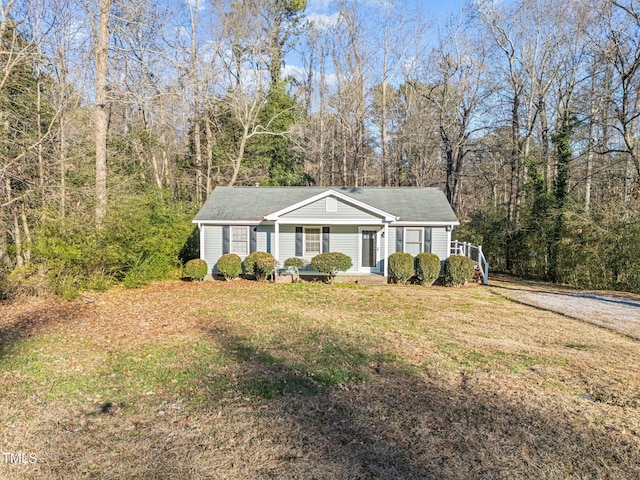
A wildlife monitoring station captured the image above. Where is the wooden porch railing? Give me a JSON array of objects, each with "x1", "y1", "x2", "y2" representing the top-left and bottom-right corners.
[{"x1": 450, "y1": 241, "x2": 489, "y2": 285}]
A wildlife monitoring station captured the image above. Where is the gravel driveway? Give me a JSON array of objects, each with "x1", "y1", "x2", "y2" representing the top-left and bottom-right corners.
[{"x1": 492, "y1": 282, "x2": 640, "y2": 340}]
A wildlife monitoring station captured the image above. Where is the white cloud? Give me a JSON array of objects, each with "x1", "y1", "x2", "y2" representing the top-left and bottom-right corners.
[{"x1": 306, "y1": 12, "x2": 341, "y2": 30}]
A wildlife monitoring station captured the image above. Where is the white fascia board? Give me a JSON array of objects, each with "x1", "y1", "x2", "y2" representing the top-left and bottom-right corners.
[
  {"x1": 390, "y1": 221, "x2": 460, "y2": 227},
  {"x1": 264, "y1": 189, "x2": 398, "y2": 222},
  {"x1": 196, "y1": 220, "x2": 263, "y2": 225},
  {"x1": 275, "y1": 218, "x2": 388, "y2": 225}
]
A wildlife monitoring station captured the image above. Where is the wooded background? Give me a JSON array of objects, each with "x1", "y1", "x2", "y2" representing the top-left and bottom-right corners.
[{"x1": 1, "y1": 0, "x2": 639, "y2": 297}]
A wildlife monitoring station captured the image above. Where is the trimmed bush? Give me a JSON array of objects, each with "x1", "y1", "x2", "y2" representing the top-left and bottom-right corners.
[
  {"x1": 217, "y1": 253, "x2": 242, "y2": 281},
  {"x1": 388, "y1": 252, "x2": 414, "y2": 284},
  {"x1": 284, "y1": 257, "x2": 306, "y2": 272},
  {"x1": 184, "y1": 259, "x2": 208, "y2": 281},
  {"x1": 415, "y1": 253, "x2": 441, "y2": 286},
  {"x1": 243, "y1": 251, "x2": 277, "y2": 281},
  {"x1": 284, "y1": 257, "x2": 306, "y2": 282},
  {"x1": 444, "y1": 255, "x2": 475, "y2": 287},
  {"x1": 309, "y1": 252, "x2": 352, "y2": 283}
]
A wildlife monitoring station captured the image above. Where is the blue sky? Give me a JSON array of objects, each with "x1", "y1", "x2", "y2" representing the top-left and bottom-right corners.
[{"x1": 305, "y1": 0, "x2": 468, "y2": 23}]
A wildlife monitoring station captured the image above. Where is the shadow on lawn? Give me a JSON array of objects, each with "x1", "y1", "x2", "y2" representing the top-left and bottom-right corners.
[
  {"x1": 0, "y1": 302, "x2": 88, "y2": 361},
  {"x1": 199, "y1": 324, "x2": 640, "y2": 479}
]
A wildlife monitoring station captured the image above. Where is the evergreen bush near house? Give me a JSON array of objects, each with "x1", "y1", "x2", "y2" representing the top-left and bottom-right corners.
[
  {"x1": 243, "y1": 251, "x2": 277, "y2": 281},
  {"x1": 309, "y1": 252, "x2": 352, "y2": 283},
  {"x1": 388, "y1": 252, "x2": 414, "y2": 284},
  {"x1": 284, "y1": 257, "x2": 306, "y2": 271},
  {"x1": 24, "y1": 192, "x2": 193, "y2": 296},
  {"x1": 444, "y1": 255, "x2": 475, "y2": 287},
  {"x1": 217, "y1": 254, "x2": 242, "y2": 281},
  {"x1": 184, "y1": 259, "x2": 208, "y2": 281},
  {"x1": 415, "y1": 253, "x2": 441, "y2": 286},
  {"x1": 284, "y1": 257, "x2": 306, "y2": 282}
]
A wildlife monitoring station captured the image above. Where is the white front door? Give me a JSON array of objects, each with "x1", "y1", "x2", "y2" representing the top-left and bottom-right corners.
[{"x1": 359, "y1": 227, "x2": 381, "y2": 273}]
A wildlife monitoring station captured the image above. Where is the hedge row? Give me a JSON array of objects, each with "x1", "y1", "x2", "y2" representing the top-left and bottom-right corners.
[
  {"x1": 215, "y1": 251, "x2": 352, "y2": 283},
  {"x1": 388, "y1": 253, "x2": 475, "y2": 286},
  {"x1": 215, "y1": 251, "x2": 475, "y2": 287}
]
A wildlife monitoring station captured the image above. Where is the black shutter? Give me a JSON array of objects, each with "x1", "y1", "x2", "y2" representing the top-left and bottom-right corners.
[
  {"x1": 322, "y1": 226, "x2": 330, "y2": 252},
  {"x1": 396, "y1": 227, "x2": 403, "y2": 253},
  {"x1": 250, "y1": 227, "x2": 257, "y2": 253},
  {"x1": 424, "y1": 227, "x2": 432, "y2": 253},
  {"x1": 295, "y1": 227, "x2": 303, "y2": 256},
  {"x1": 222, "y1": 226, "x2": 230, "y2": 254}
]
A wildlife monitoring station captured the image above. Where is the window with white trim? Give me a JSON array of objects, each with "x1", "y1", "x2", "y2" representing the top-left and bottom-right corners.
[
  {"x1": 304, "y1": 227, "x2": 322, "y2": 256},
  {"x1": 404, "y1": 228, "x2": 422, "y2": 256},
  {"x1": 230, "y1": 226, "x2": 248, "y2": 255}
]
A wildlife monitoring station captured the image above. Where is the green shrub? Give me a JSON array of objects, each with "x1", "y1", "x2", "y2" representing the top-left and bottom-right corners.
[
  {"x1": 29, "y1": 191, "x2": 193, "y2": 296},
  {"x1": 284, "y1": 257, "x2": 306, "y2": 282},
  {"x1": 284, "y1": 257, "x2": 306, "y2": 272},
  {"x1": 415, "y1": 253, "x2": 441, "y2": 286},
  {"x1": 217, "y1": 253, "x2": 242, "y2": 281},
  {"x1": 243, "y1": 251, "x2": 277, "y2": 281},
  {"x1": 184, "y1": 259, "x2": 208, "y2": 281},
  {"x1": 388, "y1": 252, "x2": 414, "y2": 284},
  {"x1": 309, "y1": 252, "x2": 352, "y2": 283},
  {"x1": 444, "y1": 255, "x2": 475, "y2": 287}
]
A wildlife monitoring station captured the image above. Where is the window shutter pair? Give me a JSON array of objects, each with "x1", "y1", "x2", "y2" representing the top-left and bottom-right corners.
[
  {"x1": 396, "y1": 227, "x2": 432, "y2": 253},
  {"x1": 295, "y1": 226, "x2": 330, "y2": 256},
  {"x1": 222, "y1": 226, "x2": 257, "y2": 254}
]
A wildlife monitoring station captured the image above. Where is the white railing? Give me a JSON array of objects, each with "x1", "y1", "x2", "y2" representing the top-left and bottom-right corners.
[{"x1": 450, "y1": 241, "x2": 489, "y2": 285}]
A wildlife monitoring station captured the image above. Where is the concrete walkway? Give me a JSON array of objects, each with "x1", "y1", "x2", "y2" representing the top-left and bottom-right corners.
[{"x1": 491, "y1": 280, "x2": 640, "y2": 340}]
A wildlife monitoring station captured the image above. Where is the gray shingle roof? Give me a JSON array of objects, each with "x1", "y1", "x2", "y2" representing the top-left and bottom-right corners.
[{"x1": 193, "y1": 186, "x2": 458, "y2": 223}]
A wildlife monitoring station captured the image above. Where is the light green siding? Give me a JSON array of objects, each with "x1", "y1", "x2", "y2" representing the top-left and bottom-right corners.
[
  {"x1": 388, "y1": 227, "x2": 397, "y2": 254},
  {"x1": 277, "y1": 224, "x2": 362, "y2": 273},
  {"x1": 278, "y1": 225, "x2": 296, "y2": 263},
  {"x1": 256, "y1": 224, "x2": 274, "y2": 252},
  {"x1": 202, "y1": 224, "x2": 273, "y2": 274},
  {"x1": 386, "y1": 226, "x2": 449, "y2": 259},
  {"x1": 202, "y1": 225, "x2": 222, "y2": 274},
  {"x1": 431, "y1": 228, "x2": 449, "y2": 260},
  {"x1": 202, "y1": 222, "x2": 452, "y2": 276},
  {"x1": 281, "y1": 197, "x2": 383, "y2": 223},
  {"x1": 326, "y1": 225, "x2": 359, "y2": 273}
]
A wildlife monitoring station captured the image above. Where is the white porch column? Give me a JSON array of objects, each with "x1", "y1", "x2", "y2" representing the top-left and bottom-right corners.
[
  {"x1": 274, "y1": 220, "x2": 280, "y2": 276},
  {"x1": 383, "y1": 222, "x2": 389, "y2": 278},
  {"x1": 198, "y1": 222, "x2": 205, "y2": 260}
]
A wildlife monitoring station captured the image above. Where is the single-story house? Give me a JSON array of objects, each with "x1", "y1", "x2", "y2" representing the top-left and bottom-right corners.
[{"x1": 193, "y1": 186, "x2": 461, "y2": 279}]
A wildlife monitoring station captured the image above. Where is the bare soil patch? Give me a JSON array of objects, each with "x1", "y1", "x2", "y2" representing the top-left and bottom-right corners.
[{"x1": 1, "y1": 280, "x2": 639, "y2": 479}]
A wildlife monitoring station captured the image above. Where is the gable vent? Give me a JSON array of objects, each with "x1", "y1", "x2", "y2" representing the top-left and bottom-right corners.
[{"x1": 326, "y1": 196, "x2": 337, "y2": 212}]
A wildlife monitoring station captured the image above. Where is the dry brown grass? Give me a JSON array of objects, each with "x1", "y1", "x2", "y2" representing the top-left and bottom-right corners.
[{"x1": 1, "y1": 279, "x2": 639, "y2": 479}]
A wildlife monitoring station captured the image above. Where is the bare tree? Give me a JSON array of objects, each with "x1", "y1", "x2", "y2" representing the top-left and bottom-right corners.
[{"x1": 89, "y1": 0, "x2": 113, "y2": 226}]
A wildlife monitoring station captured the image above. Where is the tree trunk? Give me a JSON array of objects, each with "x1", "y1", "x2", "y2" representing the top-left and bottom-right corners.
[
  {"x1": 204, "y1": 113, "x2": 214, "y2": 195},
  {"x1": 95, "y1": 0, "x2": 112, "y2": 227},
  {"x1": 190, "y1": 0, "x2": 203, "y2": 203}
]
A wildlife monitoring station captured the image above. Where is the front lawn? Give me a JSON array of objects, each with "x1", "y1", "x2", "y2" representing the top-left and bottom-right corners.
[{"x1": 1, "y1": 280, "x2": 638, "y2": 479}]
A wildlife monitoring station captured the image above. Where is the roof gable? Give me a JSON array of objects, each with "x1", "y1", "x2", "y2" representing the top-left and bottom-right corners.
[
  {"x1": 193, "y1": 186, "x2": 459, "y2": 224},
  {"x1": 264, "y1": 189, "x2": 397, "y2": 222}
]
